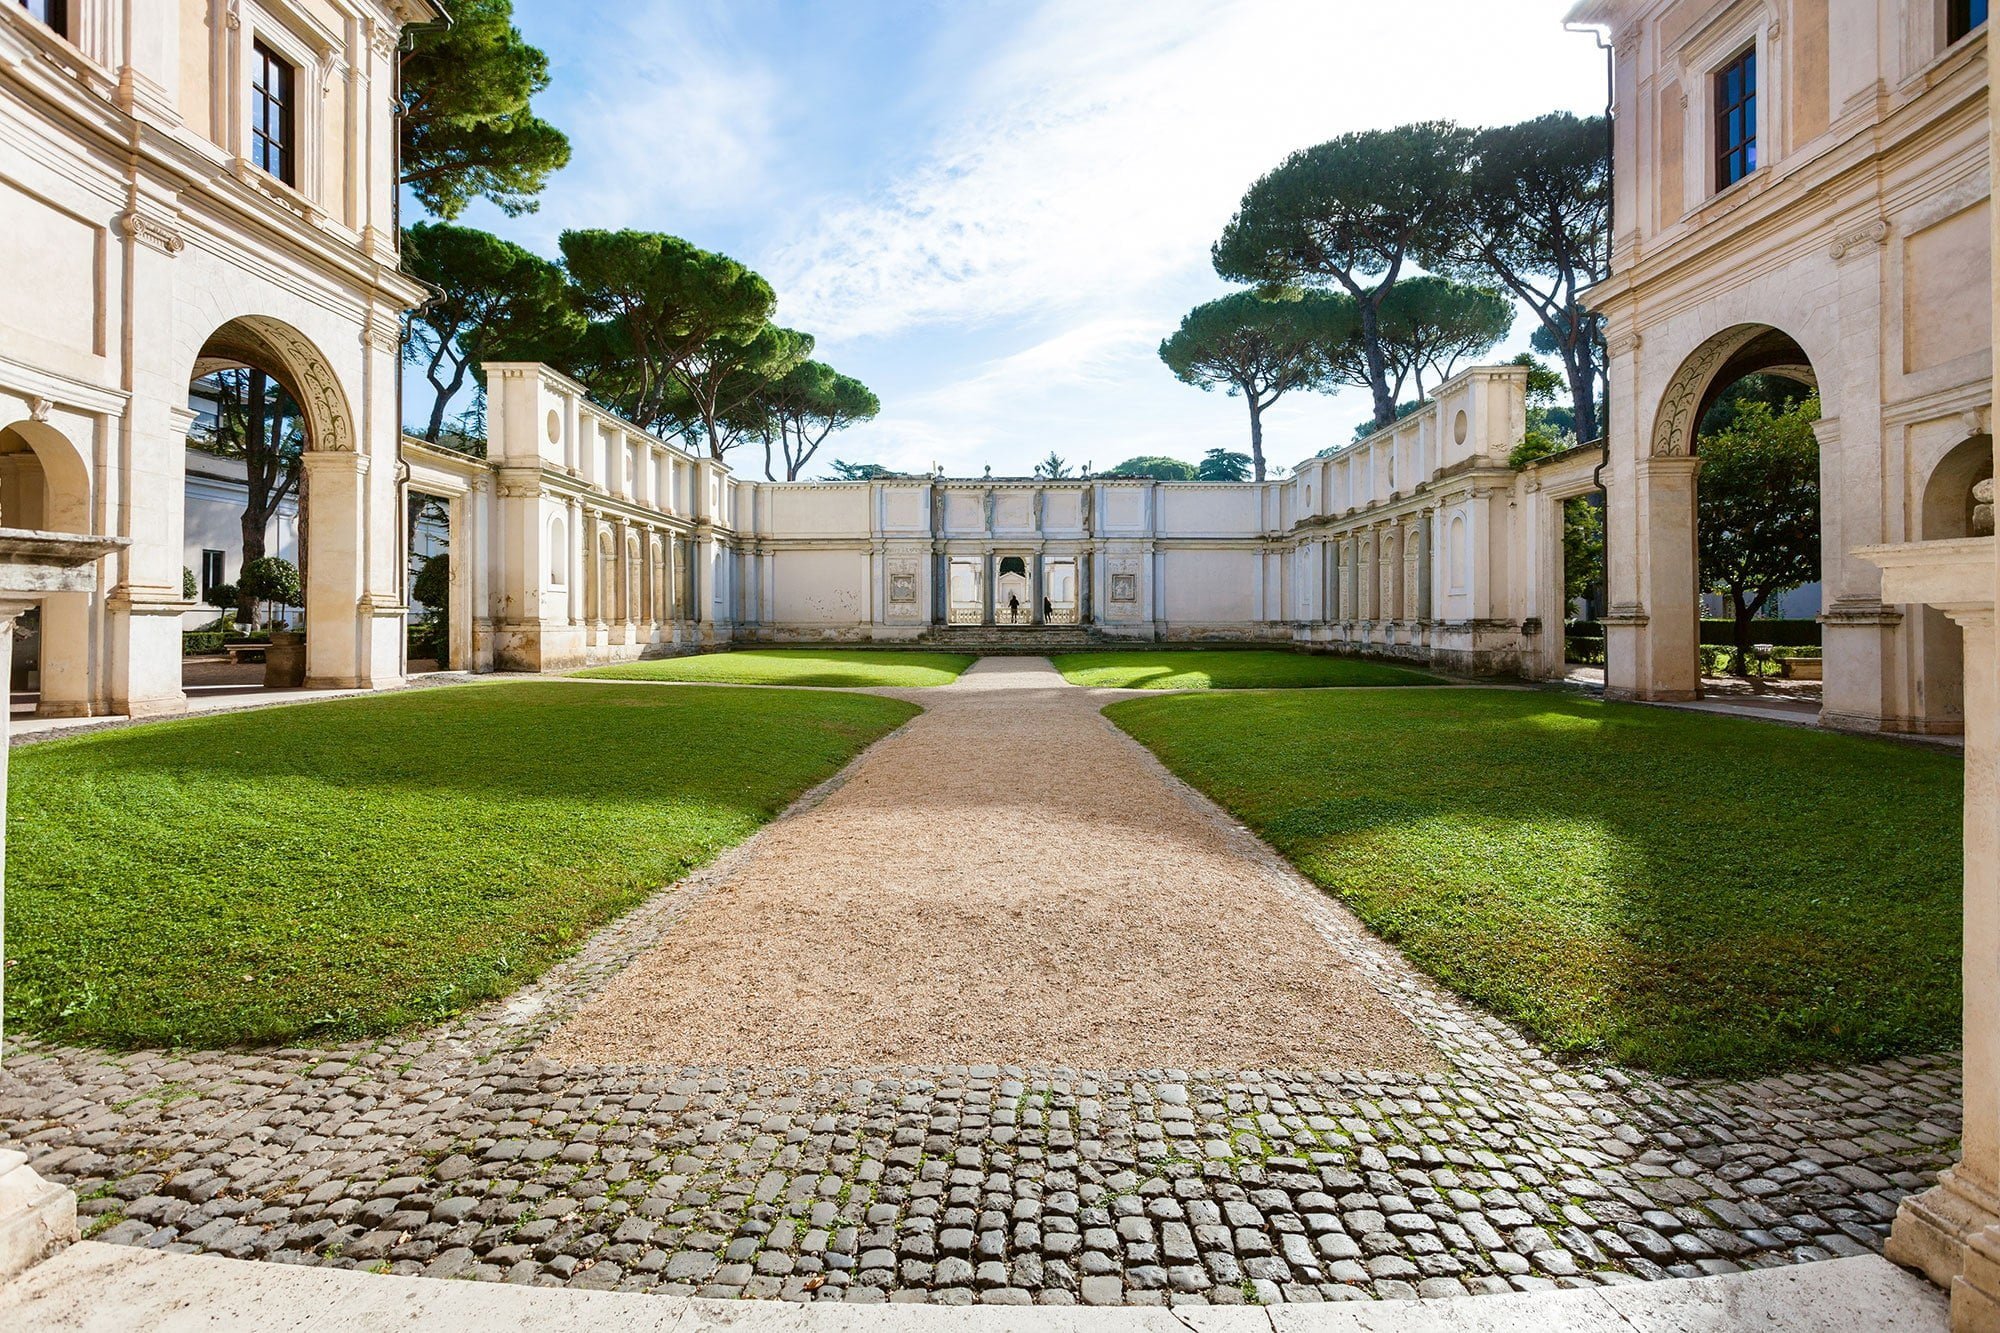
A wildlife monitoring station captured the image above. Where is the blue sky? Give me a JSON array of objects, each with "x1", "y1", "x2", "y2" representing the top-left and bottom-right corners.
[{"x1": 439, "y1": 1, "x2": 1607, "y2": 479}]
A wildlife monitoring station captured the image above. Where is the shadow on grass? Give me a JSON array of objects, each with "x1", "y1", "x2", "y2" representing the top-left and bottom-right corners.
[
  {"x1": 1106, "y1": 688, "x2": 1963, "y2": 1077},
  {"x1": 1055, "y1": 649, "x2": 1440, "y2": 691},
  {"x1": 7, "y1": 681, "x2": 919, "y2": 1050}
]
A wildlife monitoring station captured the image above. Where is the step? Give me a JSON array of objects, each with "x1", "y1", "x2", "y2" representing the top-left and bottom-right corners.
[{"x1": 0, "y1": 1243, "x2": 1950, "y2": 1332}]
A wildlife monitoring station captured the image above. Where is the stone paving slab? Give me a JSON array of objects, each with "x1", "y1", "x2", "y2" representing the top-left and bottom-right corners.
[
  {"x1": 0, "y1": 659, "x2": 1965, "y2": 1308},
  {"x1": 0, "y1": 1243, "x2": 1947, "y2": 1330}
]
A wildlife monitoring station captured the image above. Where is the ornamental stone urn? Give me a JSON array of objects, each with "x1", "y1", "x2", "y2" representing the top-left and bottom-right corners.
[{"x1": 264, "y1": 627, "x2": 306, "y2": 689}]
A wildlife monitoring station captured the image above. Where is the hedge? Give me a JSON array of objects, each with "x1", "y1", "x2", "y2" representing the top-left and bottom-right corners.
[{"x1": 1567, "y1": 618, "x2": 1821, "y2": 648}]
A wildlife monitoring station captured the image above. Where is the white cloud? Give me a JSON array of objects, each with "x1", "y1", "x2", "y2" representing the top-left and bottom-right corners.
[
  {"x1": 768, "y1": 0, "x2": 1603, "y2": 341},
  {"x1": 501, "y1": 9, "x2": 783, "y2": 253}
]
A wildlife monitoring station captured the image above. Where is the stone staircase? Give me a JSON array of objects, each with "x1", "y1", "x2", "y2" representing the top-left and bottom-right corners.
[{"x1": 919, "y1": 624, "x2": 1104, "y2": 653}]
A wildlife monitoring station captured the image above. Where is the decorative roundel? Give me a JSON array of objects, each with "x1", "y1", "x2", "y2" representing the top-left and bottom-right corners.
[
  {"x1": 546, "y1": 409, "x2": 561, "y2": 444},
  {"x1": 1453, "y1": 409, "x2": 1469, "y2": 446}
]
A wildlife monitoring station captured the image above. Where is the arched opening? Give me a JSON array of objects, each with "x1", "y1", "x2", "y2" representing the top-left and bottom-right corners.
[
  {"x1": 996, "y1": 554, "x2": 1031, "y2": 625},
  {"x1": 594, "y1": 530, "x2": 615, "y2": 627},
  {"x1": 1648, "y1": 324, "x2": 1824, "y2": 712},
  {"x1": 547, "y1": 515, "x2": 567, "y2": 588},
  {"x1": 650, "y1": 537, "x2": 667, "y2": 623},
  {"x1": 0, "y1": 418, "x2": 94, "y2": 716},
  {"x1": 406, "y1": 489, "x2": 451, "y2": 673},
  {"x1": 1915, "y1": 433, "x2": 1994, "y2": 730},
  {"x1": 623, "y1": 534, "x2": 641, "y2": 626},
  {"x1": 182, "y1": 316, "x2": 354, "y2": 698}
]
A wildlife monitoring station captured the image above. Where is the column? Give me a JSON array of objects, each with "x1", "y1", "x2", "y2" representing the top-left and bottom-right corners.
[
  {"x1": 300, "y1": 450, "x2": 371, "y2": 690},
  {"x1": 1883, "y1": 597, "x2": 2000, "y2": 1326},
  {"x1": 446, "y1": 494, "x2": 471, "y2": 672},
  {"x1": 565, "y1": 497, "x2": 581, "y2": 627},
  {"x1": 983, "y1": 551, "x2": 995, "y2": 626},
  {"x1": 1609, "y1": 454, "x2": 1702, "y2": 702},
  {"x1": 1416, "y1": 512, "x2": 1434, "y2": 624}
]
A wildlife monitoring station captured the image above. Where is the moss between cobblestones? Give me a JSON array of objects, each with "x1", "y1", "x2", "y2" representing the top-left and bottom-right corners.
[
  {"x1": 1108, "y1": 687, "x2": 1964, "y2": 1077},
  {"x1": 8, "y1": 680, "x2": 918, "y2": 1050}
]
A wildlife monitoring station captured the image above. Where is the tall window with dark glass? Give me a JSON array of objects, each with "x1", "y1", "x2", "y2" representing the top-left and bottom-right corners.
[
  {"x1": 250, "y1": 41, "x2": 297, "y2": 187},
  {"x1": 1715, "y1": 47, "x2": 1757, "y2": 191}
]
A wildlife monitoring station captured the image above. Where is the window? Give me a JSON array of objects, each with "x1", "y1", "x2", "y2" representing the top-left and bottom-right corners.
[
  {"x1": 16, "y1": 0, "x2": 67, "y2": 36},
  {"x1": 1715, "y1": 46, "x2": 1758, "y2": 190},
  {"x1": 200, "y1": 550, "x2": 226, "y2": 597},
  {"x1": 250, "y1": 41, "x2": 297, "y2": 186},
  {"x1": 1950, "y1": 0, "x2": 1989, "y2": 43}
]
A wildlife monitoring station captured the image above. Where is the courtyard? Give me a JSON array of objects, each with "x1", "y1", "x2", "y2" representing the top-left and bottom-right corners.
[{"x1": 0, "y1": 651, "x2": 1965, "y2": 1307}]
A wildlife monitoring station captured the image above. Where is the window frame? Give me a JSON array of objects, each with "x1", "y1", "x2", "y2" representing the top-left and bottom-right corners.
[
  {"x1": 249, "y1": 38, "x2": 298, "y2": 188},
  {"x1": 199, "y1": 549, "x2": 227, "y2": 598},
  {"x1": 15, "y1": 0, "x2": 66, "y2": 37},
  {"x1": 1713, "y1": 45, "x2": 1759, "y2": 192},
  {"x1": 1949, "y1": 0, "x2": 1989, "y2": 44}
]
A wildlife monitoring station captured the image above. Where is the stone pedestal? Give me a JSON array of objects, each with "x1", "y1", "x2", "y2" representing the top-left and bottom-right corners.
[
  {"x1": 0, "y1": 1151, "x2": 74, "y2": 1284},
  {"x1": 0, "y1": 528, "x2": 125, "y2": 1286},
  {"x1": 1861, "y1": 537, "x2": 1998, "y2": 1331}
]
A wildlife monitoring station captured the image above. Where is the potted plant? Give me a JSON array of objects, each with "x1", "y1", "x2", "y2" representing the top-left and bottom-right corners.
[{"x1": 240, "y1": 558, "x2": 305, "y2": 687}]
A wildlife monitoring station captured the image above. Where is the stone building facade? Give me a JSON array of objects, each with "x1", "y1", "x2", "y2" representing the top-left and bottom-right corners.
[
  {"x1": 413, "y1": 362, "x2": 1596, "y2": 682},
  {"x1": 0, "y1": 0, "x2": 438, "y2": 718},
  {"x1": 1566, "y1": 1, "x2": 1998, "y2": 1325},
  {"x1": 1569, "y1": 0, "x2": 1994, "y2": 734}
]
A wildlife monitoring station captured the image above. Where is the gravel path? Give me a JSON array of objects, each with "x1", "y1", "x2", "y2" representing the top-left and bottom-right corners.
[
  {"x1": 544, "y1": 657, "x2": 1440, "y2": 1073},
  {"x1": 0, "y1": 658, "x2": 1962, "y2": 1306}
]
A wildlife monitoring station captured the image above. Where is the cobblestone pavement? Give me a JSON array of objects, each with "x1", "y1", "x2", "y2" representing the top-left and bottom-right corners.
[{"x1": 0, "y1": 665, "x2": 1963, "y2": 1308}]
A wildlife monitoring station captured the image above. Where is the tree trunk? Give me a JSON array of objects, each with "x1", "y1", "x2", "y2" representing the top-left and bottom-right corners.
[
  {"x1": 1247, "y1": 398, "x2": 1266, "y2": 482},
  {"x1": 1732, "y1": 590, "x2": 1756, "y2": 677},
  {"x1": 236, "y1": 370, "x2": 270, "y2": 624},
  {"x1": 1357, "y1": 296, "x2": 1396, "y2": 429},
  {"x1": 1563, "y1": 333, "x2": 1600, "y2": 444}
]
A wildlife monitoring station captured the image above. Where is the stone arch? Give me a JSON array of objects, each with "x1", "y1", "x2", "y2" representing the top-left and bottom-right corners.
[
  {"x1": 1650, "y1": 324, "x2": 1820, "y2": 458},
  {"x1": 0, "y1": 417, "x2": 91, "y2": 533},
  {"x1": 184, "y1": 315, "x2": 358, "y2": 690},
  {"x1": 191, "y1": 315, "x2": 355, "y2": 455},
  {"x1": 0, "y1": 418, "x2": 96, "y2": 712},
  {"x1": 1913, "y1": 432, "x2": 1994, "y2": 731},
  {"x1": 1921, "y1": 433, "x2": 1995, "y2": 542},
  {"x1": 547, "y1": 514, "x2": 567, "y2": 587},
  {"x1": 1636, "y1": 322, "x2": 1825, "y2": 706}
]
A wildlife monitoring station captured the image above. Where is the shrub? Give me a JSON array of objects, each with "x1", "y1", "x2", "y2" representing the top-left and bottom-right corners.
[
  {"x1": 181, "y1": 631, "x2": 226, "y2": 657},
  {"x1": 203, "y1": 582, "x2": 239, "y2": 615},
  {"x1": 239, "y1": 557, "x2": 301, "y2": 626},
  {"x1": 182, "y1": 567, "x2": 197, "y2": 600},
  {"x1": 1564, "y1": 636, "x2": 1606, "y2": 666}
]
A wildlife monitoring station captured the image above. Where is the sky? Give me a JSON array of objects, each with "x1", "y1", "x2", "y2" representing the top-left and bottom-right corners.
[{"x1": 439, "y1": 0, "x2": 1609, "y2": 480}]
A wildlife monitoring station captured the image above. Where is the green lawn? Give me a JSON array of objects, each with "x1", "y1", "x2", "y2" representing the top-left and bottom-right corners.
[
  {"x1": 1106, "y1": 689, "x2": 1963, "y2": 1076},
  {"x1": 573, "y1": 648, "x2": 974, "y2": 689},
  {"x1": 8, "y1": 681, "x2": 917, "y2": 1049},
  {"x1": 1054, "y1": 648, "x2": 1441, "y2": 690}
]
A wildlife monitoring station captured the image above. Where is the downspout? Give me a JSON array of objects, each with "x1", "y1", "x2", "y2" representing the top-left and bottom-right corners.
[
  {"x1": 389, "y1": 8, "x2": 451, "y2": 676},
  {"x1": 1570, "y1": 19, "x2": 1616, "y2": 649}
]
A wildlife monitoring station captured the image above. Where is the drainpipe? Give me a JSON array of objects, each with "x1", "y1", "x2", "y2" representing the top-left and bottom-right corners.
[
  {"x1": 1570, "y1": 19, "x2": 1616, "y2": 663},
  {"x1": 389, "y1": 9, "x2": 451, "y2": 678}
]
